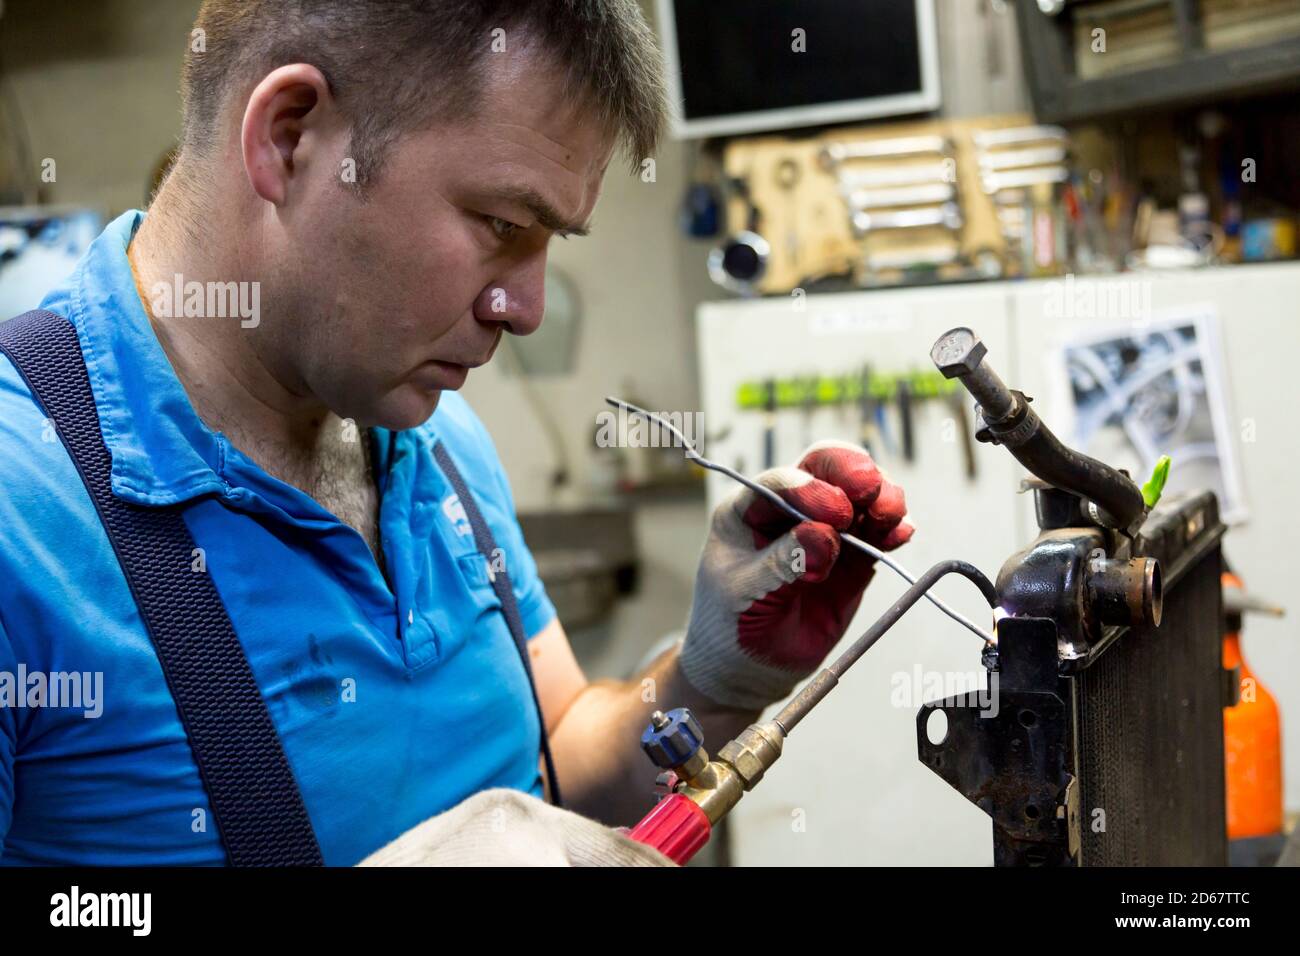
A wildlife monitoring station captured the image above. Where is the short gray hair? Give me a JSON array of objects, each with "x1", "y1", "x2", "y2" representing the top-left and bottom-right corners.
[{"x1": 181, "y1": 0, "x2": 667, "y2": 187}]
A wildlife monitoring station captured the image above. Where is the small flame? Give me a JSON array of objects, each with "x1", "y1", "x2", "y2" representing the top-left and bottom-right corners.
[{"x1": 988, "y1": 606, "x2": 1009, "y2": 645}]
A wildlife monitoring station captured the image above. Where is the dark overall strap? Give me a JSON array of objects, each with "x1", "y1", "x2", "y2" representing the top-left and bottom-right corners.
[
  {"x1": 0, "y1": 310, "x2": 323, "y2": 866},
  {"x1": 432, "y1": 442, "x2": 563, "y2": 807}
]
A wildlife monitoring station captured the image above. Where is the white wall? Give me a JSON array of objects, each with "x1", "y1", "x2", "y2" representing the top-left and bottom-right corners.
[{"x1": 1, "y1": 0, "x2": 201, "y2": 212}]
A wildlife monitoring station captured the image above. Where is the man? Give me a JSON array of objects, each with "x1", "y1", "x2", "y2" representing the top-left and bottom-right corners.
[{"x1": 0, "y1": 0, "x2": 911, "y2": 866}]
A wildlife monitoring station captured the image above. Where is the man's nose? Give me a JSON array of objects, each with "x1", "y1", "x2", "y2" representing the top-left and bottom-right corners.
[{"x1": 475, "y1": 256, "x2": 546, "y2": 336}]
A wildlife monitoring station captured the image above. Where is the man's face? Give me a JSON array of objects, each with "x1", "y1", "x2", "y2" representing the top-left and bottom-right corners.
[{"x1": 268, "y1": 50, "x2": 613, "y2": 430}]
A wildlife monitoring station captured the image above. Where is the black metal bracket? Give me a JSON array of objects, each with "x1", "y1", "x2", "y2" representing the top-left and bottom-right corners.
[{"x1": 917, "y1": 617, "x2": 1080, "y2": 866}]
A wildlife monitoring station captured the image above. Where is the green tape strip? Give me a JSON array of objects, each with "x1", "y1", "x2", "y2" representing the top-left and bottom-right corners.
[
  {"x1": 1142, "y1": 455, "x2": 1171, "y2": 509},
  {"x1": 735, "y1": 370, "x2": 957, "y2": 410}
]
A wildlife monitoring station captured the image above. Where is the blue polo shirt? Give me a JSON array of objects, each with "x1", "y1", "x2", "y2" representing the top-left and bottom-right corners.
[{"x1": 0, "y1": 211, "x2": 556, "y2": 865}]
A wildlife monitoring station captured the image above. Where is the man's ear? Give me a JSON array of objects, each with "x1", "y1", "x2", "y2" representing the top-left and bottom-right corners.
[{"x1": 241, "y1": 63, "x2": 335, "y2": 206}]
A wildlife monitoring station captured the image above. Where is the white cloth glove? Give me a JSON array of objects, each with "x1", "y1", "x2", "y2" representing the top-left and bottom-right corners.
[
  {"x1": 679, "y1": 441, "x2": 913, "y2": 711},
  {"x1": 357, "y1": 788, "x2": 674, "y2": 867}
]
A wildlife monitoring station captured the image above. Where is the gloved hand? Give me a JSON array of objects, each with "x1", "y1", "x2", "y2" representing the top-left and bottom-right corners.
[
  {"x1": 679, "y1": 441, "x2": 913, "y2": 711},
  {"x1": 357, "y1": 788, "x2": 673, "y2": 867}
]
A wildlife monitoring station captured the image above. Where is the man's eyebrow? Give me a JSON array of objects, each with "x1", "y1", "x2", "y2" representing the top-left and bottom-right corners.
[{"x1": 495, "y1": 185, "x2": 591, "y2": 237}]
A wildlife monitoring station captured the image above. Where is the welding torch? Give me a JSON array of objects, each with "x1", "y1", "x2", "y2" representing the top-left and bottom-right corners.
[{"x1": 625, "y1": 559, "x2": 996, "y2": 864}]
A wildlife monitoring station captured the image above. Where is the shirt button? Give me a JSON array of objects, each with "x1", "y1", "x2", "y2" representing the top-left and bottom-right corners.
[{"x1": 407, "y1": 609, "x2": 415, "y2": 626}]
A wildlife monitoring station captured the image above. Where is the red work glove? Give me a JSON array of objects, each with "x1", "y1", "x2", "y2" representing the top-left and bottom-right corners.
[{"x1": 679, "y1": 441, "x2": 914, "y2": 711}]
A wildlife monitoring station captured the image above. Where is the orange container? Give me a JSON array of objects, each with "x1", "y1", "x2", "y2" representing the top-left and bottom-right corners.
[{"x1": 1222, "y1": 572, "x2": 1284, "y2": 840}]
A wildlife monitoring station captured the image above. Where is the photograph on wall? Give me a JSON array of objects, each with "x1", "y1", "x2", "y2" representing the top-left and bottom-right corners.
[{"x1": 1053, "y1": 307, "x2": 1247, "y2": 524}]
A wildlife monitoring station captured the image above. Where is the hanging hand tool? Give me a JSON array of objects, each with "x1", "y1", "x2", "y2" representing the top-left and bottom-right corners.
[
  {"x1": 774, "y1": 158, "x2": 803, "y2": 271},
  {"x1": 851, "y1": 201, "x2": 963, "y2": 237},
  {"x1": 858, "y1": 366, "x2": 894, "y2": 456},
  {"x1": 857, "y1": 367, "x2": 875, "y2": 456},
  {"x1": 875, "y1": 387, "x2": 894, "y2": 455},
  {"x1": 949, "y1": 390, "x2": 978, "y2": 481},
  {"x1": 800, "y1": 375, "x2": 818, "y2": 449},
  {"x1": 762, "y1": 378, "x2": 777, "y2": 469},
  {"x1": 896, "y1": 378, "x2": 915, "y2": 463}
]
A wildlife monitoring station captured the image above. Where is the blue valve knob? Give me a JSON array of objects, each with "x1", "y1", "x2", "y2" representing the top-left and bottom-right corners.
[{"x1": 641, "y1": 707, "x2": 704, "y2": 770}]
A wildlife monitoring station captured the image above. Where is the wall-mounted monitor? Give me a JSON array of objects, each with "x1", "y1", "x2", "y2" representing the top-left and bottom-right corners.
[{"x1": 657, "y1": 0, "x2": 941, "y2": 139}]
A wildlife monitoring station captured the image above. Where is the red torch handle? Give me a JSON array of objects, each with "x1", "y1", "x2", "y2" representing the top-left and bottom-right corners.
[{"x1": 627, "y1": 793, "x2": 712, "y2": 865}]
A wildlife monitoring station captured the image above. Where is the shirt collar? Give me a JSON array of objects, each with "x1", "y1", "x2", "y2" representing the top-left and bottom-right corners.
[{"x1": 45, "y1": 210, "x2": 229, "y2": 506}]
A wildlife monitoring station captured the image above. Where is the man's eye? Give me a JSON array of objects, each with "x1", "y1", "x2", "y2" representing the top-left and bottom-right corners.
[{"x1": 487, "y1": 216, "x2": 522, "y2": 241}]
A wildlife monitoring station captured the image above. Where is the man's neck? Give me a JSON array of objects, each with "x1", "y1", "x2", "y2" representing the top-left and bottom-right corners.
[
  {"x1": 129, "y1": 183, "x2": 338, "y2": 463},
  {"x1": 130, "y1": 170, "x2": 384, "y2": 569}
]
